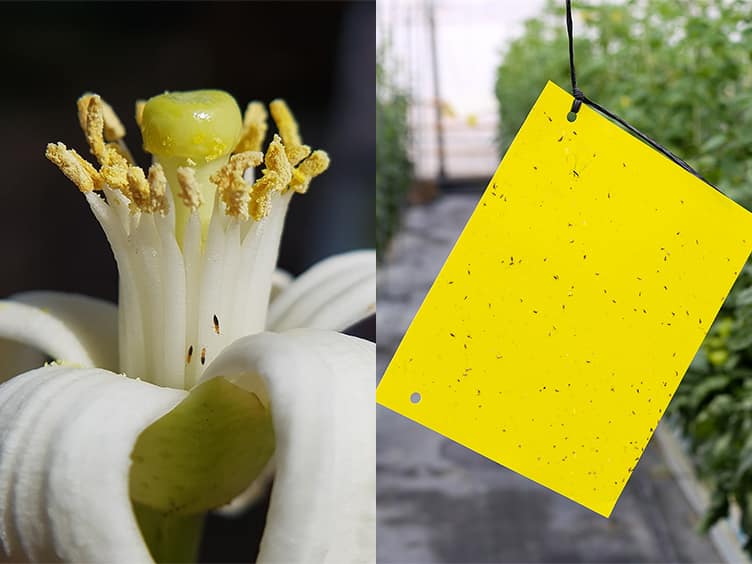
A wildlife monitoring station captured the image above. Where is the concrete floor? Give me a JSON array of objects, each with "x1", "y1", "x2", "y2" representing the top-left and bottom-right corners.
[{"x1": 377, "y1": 193, "x2": 722, "y2": 564}]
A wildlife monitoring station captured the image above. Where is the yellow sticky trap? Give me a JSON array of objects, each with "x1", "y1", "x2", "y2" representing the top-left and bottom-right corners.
[{"x1": 376, "y1": 81, "x2": 752, "y2": 517}]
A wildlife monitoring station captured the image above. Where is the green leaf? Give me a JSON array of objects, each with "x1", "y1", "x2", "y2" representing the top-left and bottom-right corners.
[
  {"x1": 735, "y1": 287, "x2": 752, "y2": 307},
  {"x1": 701, "y1": 134, "x2": 727, "y2": 153},
  {"x1": 727, "y1": 328, "x2": 752, "y2": 351},
  {"x1": 129, "y1": 377, "x2": 274, "y2": 515},
  {"x1": 688, "y1": 375, "x2": 733, "y2": 412},
  {"x1": 699, "y1": 489, "x2": 729, "y2": 532}
]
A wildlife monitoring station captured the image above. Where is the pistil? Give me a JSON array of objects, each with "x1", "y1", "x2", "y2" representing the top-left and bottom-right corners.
[{"x1": 139, "y1": 90, "x2": 243, "y2": 244}]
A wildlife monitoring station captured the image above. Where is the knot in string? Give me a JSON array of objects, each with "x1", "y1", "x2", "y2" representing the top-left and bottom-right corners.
[
  {"x1": 571, "y1": 87, "x2": 585, "y2": 114},
  {"x1": 562, "y1": 0, "x2": 717, "y2": 191}
]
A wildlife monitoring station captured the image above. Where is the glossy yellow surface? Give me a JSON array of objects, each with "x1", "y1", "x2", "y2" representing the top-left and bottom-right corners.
[
  {"x1": 376, "y1": 81, "x2": 752, "y2": 517},
  {"x1": 140, "y1": 90, "x2": 242, "y2": 163}
]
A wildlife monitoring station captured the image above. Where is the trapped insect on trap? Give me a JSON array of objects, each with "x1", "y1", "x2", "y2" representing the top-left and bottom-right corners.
[{"x1": 376, "y1": 2, "x2": 752, "y2": 517}]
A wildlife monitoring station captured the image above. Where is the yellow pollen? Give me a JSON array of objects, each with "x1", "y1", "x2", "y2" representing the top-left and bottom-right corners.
[
  {"x1": 147, "y1": 164, "x2": 169, "y2": 215},
  {"x1": 126, "y1": 166, "x2": 151, "y2": 212},
  {"x1": 99, "y1": 146, "x2": 131, "y2": 193},
  {"x1": 286, "y1": 144, "x2": 312, "y2": 167},
  {"x1": 263, "y1": 134, "x2": 293, "y2": 187},
  {"x1": 248, "y1": 134, "x2": 292, "y2": 220},
  {"x1": 269, "y1": 99, "x2": 310, "y2": 166},
  {"x1": 77, "y1": 94, "x2": 107, "y2": 165},
  {"x1": 45, "y1": 142, "x2": 103, "y2": 193},
  {"x1": 100, "y1": 99, "x2": 126, "y2": 142},
  {"x1": 135, "y1": 100, "x2": 146, "y2": 128},
  {"x1": 176, "y1": 167, "x2": 204, "y2": 210},
  {"x1": 235, "y1": 102, "x2": 268, "y2": 154},
  {"x1": 210, "y1": 151, "x2": 263, "y2": 219},
  {"x1": 290, "y1": 150, "x2": 330, "y2": 194}
]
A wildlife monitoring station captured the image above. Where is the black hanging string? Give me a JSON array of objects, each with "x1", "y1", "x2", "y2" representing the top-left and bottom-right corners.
[{"x1": 564, "y1": 0, "x2": 719, "y2": 192}]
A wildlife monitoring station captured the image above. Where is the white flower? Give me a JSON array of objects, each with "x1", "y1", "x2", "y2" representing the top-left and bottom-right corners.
[{"x1": 0, "y1": 91, "x2": 375, "y2": 562}]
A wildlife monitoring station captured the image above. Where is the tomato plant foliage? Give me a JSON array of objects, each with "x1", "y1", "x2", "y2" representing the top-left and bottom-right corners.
[{"x1": 377, "y1": 43, "x2": 413, "y2": 261}]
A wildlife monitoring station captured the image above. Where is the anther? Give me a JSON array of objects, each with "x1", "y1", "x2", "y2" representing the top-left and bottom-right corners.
[
  {"x1": 210, "y1": 151, "x2": 263, "y2": 219},
  {"x1": 176, "y1": 167, "x2": 203, "y2": 210},
  {"x1": 147, "y1": 163, "x2": 169, "y2": 215},
  {"x1": 249, "y1": 135, "x2": 292, "y2": 220},
  {"x1": 290, "y1": 150, "x2": 330, "y2": 194},
  {"x1": 77, "y1": 94, "x2": 107, "y2": 165},
  {"x1": 135, "y1": 100, "x2": 146, "y2": 128},
  {"x1": 100, "y1": 98, "x2": 126, "y2": 142},
  {"x1": 269, "y1": 99, "x2": 311, "y2": 166},
  {"x1": 235, "y1": 101, "x2": 268, "y2": 154},
  {"x1": 126, "y1": 166, "x2": 150, "y2": 212},
  {"x1": 45, "y1": 142, "x2": 103, "y2": 193}
]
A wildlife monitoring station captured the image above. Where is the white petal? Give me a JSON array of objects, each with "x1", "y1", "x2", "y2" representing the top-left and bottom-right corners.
[
  {"x1": 0, "y1": 339, "x2": 45, "y2": 384},
  {"x1": 268, "y1": 250, "x2": 376, "y2": 331},
  {"x1": 0, "y1": 365, "x2": 185, "y2": 562},
  {"x1": 270, "y1": 269, "x2": 293, "y2": 302},
  {"x1": 0, "y1": 293, "x2": 118, "y2": 380},
  {"x1": 201, "y1": 329, "x2": 375, "y2": 564},
  {"x1": 214, "y1": 459, "x2": 276, "y2": 517},
  {"x1": 10, "y1": 291, "x2": 119, "y2": 372}
]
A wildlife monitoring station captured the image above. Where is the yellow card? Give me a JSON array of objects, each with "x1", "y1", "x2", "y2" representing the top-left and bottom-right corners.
[{"x1": 376, "y1": 81, "x2": 752, "y2": 517}]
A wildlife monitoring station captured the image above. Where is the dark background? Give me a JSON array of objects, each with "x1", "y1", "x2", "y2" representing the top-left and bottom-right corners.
[{"x1": 0, "y1": 1, "x2": 374, "y2": 561}]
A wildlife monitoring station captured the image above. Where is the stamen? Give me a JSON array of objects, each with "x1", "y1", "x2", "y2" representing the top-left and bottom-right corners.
[
  {"x1": 210, "y1": 151, "x2": 263, "y2": 219},
  {"x1": 77, "y1": 94, "x2": 107, "y2": 165},
  {"x1": 101, "y1": 99, "x2": 126, "y2": 142},
  {"x1": 290, "y1": 150, "x2": 330, "y2": 194},
  {"x1": 249, "y1": 135, "x2": 292, "y2": 220},
  {"x1": 186, "y1": 345, "x2": 193, "y2": 365},
  {"x1": 101, "y1": 99, "x2": 138, "y2": 165},
  {"x1": 45, "y1": 142, "x2": 103, "y2": 193},
  {"x1": 126, "y1": 167, "x2": 150, "y2": 212},
  {"x1": 176, "y1": 167, "x2": 204, "y2": 210},
  {"x1": 147, "y1": 164, "x2": 169, "y2": 215},
  {"x1": 99, "y1": 147, "x2": 131, "y2": 193},
  {"x1": 269, "y1": 99, "x2": 311, "y2": 166},
  {"x1": 135, "y1": 100, "x2": 146, "y2": 128},
  {"x1": 75, "y1": 93, "x2": 140, "y2": 200},
  {"x1": 235, "y1": 102, "x2": 268, "y2": 153}
]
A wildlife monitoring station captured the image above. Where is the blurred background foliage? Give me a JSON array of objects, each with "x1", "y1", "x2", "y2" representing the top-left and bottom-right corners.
[
  {"x1": 377, "y1": 42, "x2": 413, "y2": 261},
  {"x1": 496, "y1": 0, "x2": 752, "y2": 546}
]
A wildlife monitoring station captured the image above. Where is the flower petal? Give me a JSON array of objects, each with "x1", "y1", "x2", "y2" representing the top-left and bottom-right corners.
[
  {"x1": 270, "y1": 268, "x2": 293, "y2": 302},
  {"x1": 0, "y1": 364, "x2": 185, "y2": 562},
  {"x1": 0, "y1": 292, "x2": 118, "y2": 379},
  {"x1": 213, "y1": 459, "x2": 276, "y2": 517},
  {"x1": 201, "y1": 329, "x2": 375, "y2": 564},
  {"x1": 268, "y1": 250, "x2": 376, "y2": 331},
  {"x1": 0, "y1": 339, "x2": 45, "y2": 384}
]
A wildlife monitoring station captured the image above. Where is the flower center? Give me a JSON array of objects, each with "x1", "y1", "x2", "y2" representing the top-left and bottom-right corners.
[{"x1": 46, "y1": 90, "x2": 329, "y2": 390}]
